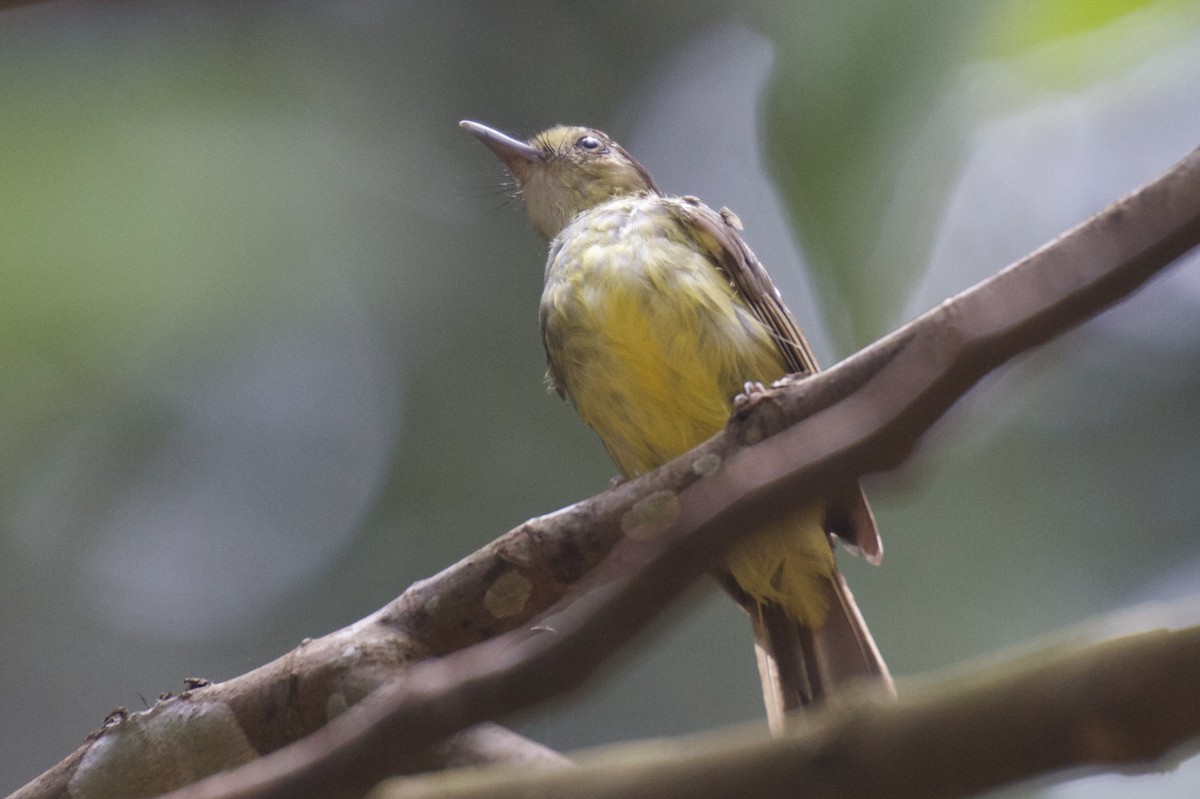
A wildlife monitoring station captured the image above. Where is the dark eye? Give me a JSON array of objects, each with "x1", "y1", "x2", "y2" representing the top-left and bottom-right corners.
[{"x1": 576, "y1": 135, "x2": 605, "y2": 152}]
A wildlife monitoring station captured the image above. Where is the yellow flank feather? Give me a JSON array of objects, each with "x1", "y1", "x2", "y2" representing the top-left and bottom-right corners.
[{"x1": 540, "y1": 196, "x2": 833, "y2": 627}]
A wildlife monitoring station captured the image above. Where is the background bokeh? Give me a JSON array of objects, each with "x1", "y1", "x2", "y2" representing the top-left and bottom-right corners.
[{"x1": 2, "y1": 2, "x2": 1199, "y2": 796}]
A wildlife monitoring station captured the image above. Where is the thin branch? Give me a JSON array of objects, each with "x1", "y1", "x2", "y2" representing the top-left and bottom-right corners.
[
  {"x1": 133, "y1": 148, "x2": 1200, "y2": 799},
  {"x1": 422, "y1": 724, "x2": 570, "y2": 770},
  {"x1": 375, "y1": 623, "x2": 1200, "y2": 799}
]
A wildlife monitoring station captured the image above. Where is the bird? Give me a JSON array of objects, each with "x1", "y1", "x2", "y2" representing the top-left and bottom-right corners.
[{"x1": 460, "y1": 119, "x2": 893, "y2": 730}]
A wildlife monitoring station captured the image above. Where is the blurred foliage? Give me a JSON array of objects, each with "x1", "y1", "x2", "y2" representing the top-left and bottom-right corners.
[
  {"x1": 1, "y1": 1, "x2": 1198, "y2": 797},
  {"x1": 760, "y1": 0, "x2": 978, "y2": 344},
  {"x1": 983, "y1": 0, "x2": 1174, "y2": 58}
]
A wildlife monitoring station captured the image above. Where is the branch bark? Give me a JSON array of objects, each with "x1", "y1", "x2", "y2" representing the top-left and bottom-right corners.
[
  {"x1": 122, "y1": 148, "x2": 1200, "y2": 799},
  {"x1": 375, "y1": 623, "x2": 1200, "y2": 799},
  {"x1": 10, "y1": 145, "x2": 1200, "y2": 799}
]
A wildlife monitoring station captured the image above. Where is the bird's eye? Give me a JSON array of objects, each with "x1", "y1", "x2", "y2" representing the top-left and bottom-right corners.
[{"x1": 576, "y1": 135, "x2": 605, "y2": 152}]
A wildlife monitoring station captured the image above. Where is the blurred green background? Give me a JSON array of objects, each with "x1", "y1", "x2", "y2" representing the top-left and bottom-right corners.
[{"x1": 2, "y1": 1, "x2": 1199, "y2": 796}]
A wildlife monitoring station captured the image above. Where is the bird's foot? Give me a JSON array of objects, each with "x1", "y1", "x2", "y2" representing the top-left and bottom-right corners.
[{"x1": 733, "y1": 381, "x2": 770, "y2": 417}]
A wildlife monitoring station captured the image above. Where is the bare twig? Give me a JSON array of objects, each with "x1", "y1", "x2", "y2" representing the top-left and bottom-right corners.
[
  {"x1": 122, "y1": 147, "x2": 1200, "y2": 799},
  {"x1": 12, "y1": 469, "x2": 633, "y2": 799},
  {"x1": 375, "y1": 623, "x2": 1200, "y2": 799},
  {"x1": 14, "y1": 130, "x2": 1200, "y2": 799},
  {"x1": 12, "y1": 144, "x2": 1200, "y2": 799}
]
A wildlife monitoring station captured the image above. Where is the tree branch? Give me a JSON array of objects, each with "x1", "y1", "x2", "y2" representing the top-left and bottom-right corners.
[
  {"x1": 375, "y1": 622, "x2": 1200, "y2": 799},
  {"x1": 11, "y1": 145, "x2": 1200, "y2": 799},
  {"x1": 118, "y1": 148, "x2": 1200, "y2": 799}
]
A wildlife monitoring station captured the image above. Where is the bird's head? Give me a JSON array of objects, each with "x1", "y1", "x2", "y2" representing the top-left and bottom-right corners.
[{"x1": 461, "y1": 121, "x2": 660, "y2": 240}]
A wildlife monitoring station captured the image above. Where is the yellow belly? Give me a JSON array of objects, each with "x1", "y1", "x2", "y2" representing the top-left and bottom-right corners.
[{"x1": 540, "y1": 197, "x2": 834, "y2": 626}]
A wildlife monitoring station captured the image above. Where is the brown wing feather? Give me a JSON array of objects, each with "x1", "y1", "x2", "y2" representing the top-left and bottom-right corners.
[
  {"x1": 676, "y1": 196, "x2": 893, "y2": 726},
  {"x1": 677, "y1": 198, "x2": 820, "y2": 376},
  {"x1": 676, "y1": 197, "x2": 881, "y2": 561}
]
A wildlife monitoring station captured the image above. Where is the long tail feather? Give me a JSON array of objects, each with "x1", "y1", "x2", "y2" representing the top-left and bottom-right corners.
[{"x1": 749, "y1": 571, "x2": 893, "y2": 733}]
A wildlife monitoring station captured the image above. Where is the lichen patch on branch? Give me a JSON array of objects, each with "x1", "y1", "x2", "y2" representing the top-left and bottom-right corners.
[
  {"x1": 483, "y1": 570, "x2": 534, "y2": 619},
  {"x1": 621, "y1": 490, "x2": 682, "y2": 541},
  {"x1": 691, "y1": 453, "x2": 722, "y2": 477}
]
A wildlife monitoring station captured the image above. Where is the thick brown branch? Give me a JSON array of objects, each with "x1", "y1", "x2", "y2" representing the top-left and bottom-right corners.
[
  {"x1": 11, "y1": 497, "x2": 620, "y2": 798},
  {"x1": 375, "y1": 624, "x2": 1200, "y2": 799},
  {"x1": 11, "y1": 138, "x2": 1199, "y2": 799},
  {"x1": 130, "y1": 150, "x2": 1200, "y2": 799}
]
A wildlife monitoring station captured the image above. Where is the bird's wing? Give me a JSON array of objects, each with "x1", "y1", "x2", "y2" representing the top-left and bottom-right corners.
[
  {"x1": 676, "y1": 196, "x2": 882, "y2": 563},
  {"x1": 677, "y1": 198, "x2": 820, "y2": 377}
]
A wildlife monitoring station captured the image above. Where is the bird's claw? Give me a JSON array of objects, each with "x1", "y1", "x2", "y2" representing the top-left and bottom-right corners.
[{"x1": 733, "y1": 381, "x2": 769, "y2": 416}]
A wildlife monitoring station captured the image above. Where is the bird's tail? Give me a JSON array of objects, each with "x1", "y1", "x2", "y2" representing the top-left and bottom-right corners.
[{"x1": 749, "y1": 569, "x2": 894, "y2": 733}]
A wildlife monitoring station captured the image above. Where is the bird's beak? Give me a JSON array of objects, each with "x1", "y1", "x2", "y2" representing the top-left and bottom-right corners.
[{"x1": 460, "y1": 120, "x2": 542, "y2": 172}]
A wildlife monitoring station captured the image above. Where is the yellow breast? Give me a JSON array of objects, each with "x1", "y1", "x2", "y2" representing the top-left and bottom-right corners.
[
  {"x1": 539, "y1": 195, "x2": 835, "y2": 626},
  {"x1": 540, "y1": 196, "x2": 787, "y2": 476}
]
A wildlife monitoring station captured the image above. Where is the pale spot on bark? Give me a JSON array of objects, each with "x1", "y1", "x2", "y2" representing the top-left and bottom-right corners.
[
  {"x1": 484, "y1": 570, "x2": 533, "y2": 619},
  {"x1": 326, "y1": 692, "x2": 349, "y2": 720},
  {"x1": 70, "y1": 701, "x2": 256, "y2": 797},
  {"x1": 692, "y1": 452, "x2": 722, "y2": 477},
  {"x1": 621, "y1": 490, "x2": 681, "y2": 540}
]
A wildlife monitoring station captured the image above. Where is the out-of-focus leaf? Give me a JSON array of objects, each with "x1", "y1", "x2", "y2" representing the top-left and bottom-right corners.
[{"x1": 755, "y1": 2, "x2": 984, "y2": 346}]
